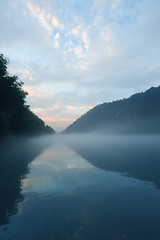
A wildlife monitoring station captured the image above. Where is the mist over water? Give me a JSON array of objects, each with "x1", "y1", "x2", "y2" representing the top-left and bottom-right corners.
[
  {"x1": 0, "y1": 134, "x2": 160, "y2": 240},
  {"x1": 66, "y1": 133, "x2": 160, "y2": 188}
]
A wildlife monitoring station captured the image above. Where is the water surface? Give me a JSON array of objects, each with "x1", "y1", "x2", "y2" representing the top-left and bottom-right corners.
[{"x1": 0, "y1": 135, "x2": 160, "y2": 240}]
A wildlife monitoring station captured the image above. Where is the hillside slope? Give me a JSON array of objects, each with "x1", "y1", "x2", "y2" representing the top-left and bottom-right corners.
[{"x1": 64, "y1": 86, "x2": 160, "y2": 134}]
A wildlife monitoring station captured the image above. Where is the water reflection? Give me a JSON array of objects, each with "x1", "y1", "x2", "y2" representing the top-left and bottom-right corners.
[
  {"x1": 1, "y1": 135, "x2": 160, "y2": 240},
  {"x1": 0, "y1": 136, "x2": 50, "y2": 227},
  {"x1": 70, "y1": 135, "x2": 160, "y2": 188}
]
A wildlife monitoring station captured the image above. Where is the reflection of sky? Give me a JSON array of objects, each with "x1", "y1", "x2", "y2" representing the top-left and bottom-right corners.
[
  {"x1": 22, "y1": 143, "x2": 93, "y2": 194},
  {"x1": 2, "y1": 136, "x2": 160, "y2": 240},
  {"x1": 22, "y1": 141, "x2": 149, "y2": 196}
]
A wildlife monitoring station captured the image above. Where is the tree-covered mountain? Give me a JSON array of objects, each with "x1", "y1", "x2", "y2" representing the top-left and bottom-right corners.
[
  {"x1": 64, "y1": 86, "x2": 160, "y2": 134},
  {"x1": 0, "y1": 54, "x2": 55, "y2": 136}
]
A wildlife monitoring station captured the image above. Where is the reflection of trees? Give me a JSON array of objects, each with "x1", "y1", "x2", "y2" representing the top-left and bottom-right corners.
[
  {"x1": 0, "y1": 137, "x2": 47, "y2": 226},
  {"x1": 72, "y1": 136, "x2": 160, "y2": 188}
]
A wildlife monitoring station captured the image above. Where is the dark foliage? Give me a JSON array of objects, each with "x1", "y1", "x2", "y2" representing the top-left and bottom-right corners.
[
  {"x1": 0, "y1": 54, "x2": 55, "y2": 136},
  {"x1": 64, "y1": 86, "x2": 160, "y2": 134}
]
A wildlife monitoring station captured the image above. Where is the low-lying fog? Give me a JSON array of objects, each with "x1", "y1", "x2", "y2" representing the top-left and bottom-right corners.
[{"x1": 1, "y1": 133, "x2": 160, "y2": 188}]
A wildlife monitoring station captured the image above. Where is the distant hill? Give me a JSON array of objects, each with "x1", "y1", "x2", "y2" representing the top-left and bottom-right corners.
[
  {"x1": 63, "y1": 86, "x2": 160, "y2": 134},
  {"x1": 0, "y1": 54, "x2": 55, "y2": 136}
]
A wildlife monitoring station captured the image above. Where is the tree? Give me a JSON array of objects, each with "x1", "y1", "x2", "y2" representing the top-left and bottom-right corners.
[{"x1": 0, "y1": 54, "x2": 55, "y2": 136}]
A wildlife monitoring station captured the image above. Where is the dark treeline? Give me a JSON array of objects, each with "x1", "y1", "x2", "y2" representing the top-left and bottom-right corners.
[
  {"x1": 64, "y1": 86, "x2": 160, "y2": 134},
  {"x1": 0, "y1": 54, "x2": 55, "y2": 136}
]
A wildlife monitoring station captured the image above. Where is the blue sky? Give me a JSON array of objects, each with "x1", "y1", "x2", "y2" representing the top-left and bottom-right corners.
[{"x1": 0, "y1": 0, "x2": 160, "y2": 131}]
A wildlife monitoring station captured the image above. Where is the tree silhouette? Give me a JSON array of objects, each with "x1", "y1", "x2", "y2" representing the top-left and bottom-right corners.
[{"x1": 0, "y1": 54, "x2": 55, "y2": 135}]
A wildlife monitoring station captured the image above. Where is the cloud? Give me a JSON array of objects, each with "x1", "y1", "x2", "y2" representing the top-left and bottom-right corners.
[
  {"x1": 26, "y1": 87, "x2": 53, "y2": 99},
  {"x1": 54, "y1": 32, "x2": 60, "y2": 40},
  {"x1": 81, "y1": 30, "x2": 90, "y2": 49},
  {"x1": 26, "y1": 2, "x2": 53, "y2": 34},
  {"x1": 54, "y1": 40, "x2": 60, "y2": 48},
  {"x1": 111, "y1": 0, "x2": 121, "y2": 9},
  {"x1": 1, "y1": 0, "x2": 160, "y2": 131},
  {"x1": 51, "y1": 16, "x2": 64, "y2": 28}
]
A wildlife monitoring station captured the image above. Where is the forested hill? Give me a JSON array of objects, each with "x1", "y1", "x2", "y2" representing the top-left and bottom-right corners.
[
  {"x1": 0, "y1": 54, "x2": 55, "y2": 136},
  {"x1": 64, "y1": 86, "x2": 160, "y2": 134}
]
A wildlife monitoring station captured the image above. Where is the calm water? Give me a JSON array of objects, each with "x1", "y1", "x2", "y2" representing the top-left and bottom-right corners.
[{"x1": 0, "y1": 134, "x2": 160, "y2": 240}]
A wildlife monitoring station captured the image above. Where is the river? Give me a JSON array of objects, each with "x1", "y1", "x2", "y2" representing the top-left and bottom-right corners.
[{"x1": 0, "y1": 134, "x2": 160, "y2": 240}]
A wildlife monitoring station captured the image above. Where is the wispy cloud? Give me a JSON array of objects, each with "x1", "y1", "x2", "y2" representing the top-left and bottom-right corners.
[
  {"x1": 26, "y1": 2, "x2": 53, "y2": 34},
  {"x1": 1, "y1": 0, "x2": 160, "y2": 131},
  {"x1": 26, "y1": 1, "x2": 63, "y2": 35}
]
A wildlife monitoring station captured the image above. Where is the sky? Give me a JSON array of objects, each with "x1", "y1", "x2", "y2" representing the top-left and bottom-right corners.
[{"x1": 0, "y1": 0, "x2": 160, "y2": 131}]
